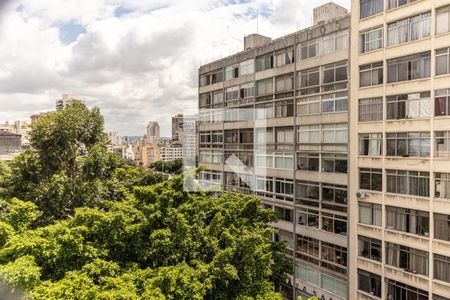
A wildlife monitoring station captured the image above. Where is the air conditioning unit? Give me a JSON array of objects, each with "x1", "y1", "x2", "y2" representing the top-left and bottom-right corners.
[{"x1": 356, "y1": 191, "x2": 366, "y2": 199}]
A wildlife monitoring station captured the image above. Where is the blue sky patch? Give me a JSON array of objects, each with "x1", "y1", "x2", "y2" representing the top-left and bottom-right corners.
[{"x1": 55, "y1": 21, "x2": 86, "y2": 44}]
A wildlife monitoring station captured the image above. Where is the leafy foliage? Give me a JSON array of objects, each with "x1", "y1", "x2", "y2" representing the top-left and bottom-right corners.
[
  {"x1": 0, "y1": 103, "x2": 289, "y2": 299},
  {"x1": 150, "y1": 159, "x2": 183, "y2": 174}
]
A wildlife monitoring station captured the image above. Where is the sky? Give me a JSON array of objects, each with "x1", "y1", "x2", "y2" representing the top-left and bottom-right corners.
[{"x1": 0, "y1": 0, "x2": 350, "y2": 137}]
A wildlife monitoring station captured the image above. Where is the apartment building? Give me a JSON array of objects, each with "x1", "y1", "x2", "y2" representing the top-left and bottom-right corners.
[
  {"x1": 349, "y1": 0, "x2": 450, "y2": 299},
  {"x1": 198, "y1": 3, "x2": 350, "y2": 299}
]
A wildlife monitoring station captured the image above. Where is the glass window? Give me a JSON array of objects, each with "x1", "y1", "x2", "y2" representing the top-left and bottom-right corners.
[
  {"x1": 322, "y1": 123, "x2": 348, "y2": 144},
  {"x1": 387, "y1": 51, "x2": 431, "y2": 83},
  {"x1": 275, "y1": 73, "x2": 294, "y2": 93},
  {"x1": 297, "y1": 209, "x2": 319, "y2": 229},
  {"x1": 297, "y1": 152, "x2": 319, "y2": 171},
  {"x1": 359, "y1": 62, "x2": 383, "y2": 87},
  {"x1": 386, "y1": 279, "x2": 428, "y2": 300},
  {"x1": 322, "y1": 61, "x2": 347, "y2": 84},
  {"x1": 435, "y1": 173, "x2": 450, "y2": 199},
  {"x1": 387, "y1": 12, "x2": 431, "y2": 46},
  {"x1": 434, "y1": 213, "x2": 450, "y2": 241},
  {"x1": 360, "y1": 0, "x2": 383, "y2": 19},
  {"x1": 275, "y1": 206, "x2": 293, "y2": 222},
  {"x1": 321, "y1": 154, "x2": 348, "y2": 174},
  {"x1": 386, "y1": 170, "x2": 430, "y2": 197},
  {"x1": 435, "y1": 88, "x2": 450, "y2": 116},
  {"x1": 322, "y1": 212, "x2": 347, "y2": 236},
  {"x1": 225, "y1": 86, "x2": 239, "y2": 102},
  {"x1": 298, "y1": 39, "x2": 319, "y2": 60},
  {"x1": 225, "y1": 64, "x2": 239, "y2": 80},
  {"x1": 385, "y1": 242, "x2": 429, "y2": 275},
  {"x1": 297, "y1": 125, "x2": 320, "y2": 144},
  {"x1": 386, "y1": 132, "x2": 430, "y2": 157},
  {"x1": 322, "y1": 92, "x2": 348, "y2": 113},
  {"x1": 388, "y1": 0, "x2": 416, "y2": 9},
  {"x1": 255, "y1": 53, "x2": 273, "y2": 72},
  {"x1": 239, "y1": 59, "x2": 254, "y2": 76},
  {"x1": 359, "y1": 168, "x2": 382, "y2": 191},
  {"x1": 359, "y1": 133, "x2": 383, "y2": 156},
  {"x1": 256, "y1": 78, "x2": 273, "y2": 96},
  {"x1": 437, "y1": 5, "x2": 450, "y2": 34},
  {"x1": 358, "y1": 98, "x2": 383, "y2": 121},
  {"x1": 296, "y1": 181, "x2": 319, "y2": 207},
  {"x1": 386, "y1": 206, "x2": 430, "y2": 236},
  {"x1": 296, "y1": 234, "x2": 319, "y2": 257},
  {"x1": 435, "y1": 254, "x2": 450, "y2": 283},
  {"x1": 297, "y1": 95, "x2": 320, "y2": 116},
  {"x1": 436, "y1": 48, "x2": 450, "y2": 76},
  {"x1": 359, "y1": 235, "x2": 382, "y2": 262},
  {"x1": 298, "y1": 67, "x2": 320, "y2": 88},
  {"x1": 275, "y1": 100, "x2": 294, "y2": 118},
  {"x1": 387, "y1": 92, "x2": 431, "y2": 119},
  {"x1": 275, "y1": 48, "x2": 294, "y2": 67},
  {"x1": 358, "y1": 269, "x2": 381, "y2": 297},
  {"x1": 359, "y1": 202, "x2": 382, "y2": 226},
  {"x1": 239, "y1": 82, "x2": 254, "y2": 99},
  {"x1": 360, "y1": 27, "x2": 383, "y2": 53}
]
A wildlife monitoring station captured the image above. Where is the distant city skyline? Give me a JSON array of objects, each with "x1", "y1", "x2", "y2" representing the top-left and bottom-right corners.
[{"x1": 0, "y1": 0, "x2": 350, "y2": 136}]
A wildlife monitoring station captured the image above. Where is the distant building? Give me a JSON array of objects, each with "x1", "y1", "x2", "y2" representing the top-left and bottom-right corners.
[
  {"x1": 0, "y1": 130, "x2": 21, "y2": 161},
  {"x1": 172, "y1": 114, "x2": 184, "y2": 141},
  {"x1": 56, "y1": 94, "x2": 85, "y2": 110},
  {"x1": 159, "y1": 144, "x2": 183, "y2": 162},
  {"x1": 145, "y1": 121, "x2": 160, "y2": 144}
]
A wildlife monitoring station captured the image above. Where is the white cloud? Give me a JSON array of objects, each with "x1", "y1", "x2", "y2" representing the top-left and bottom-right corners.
[{"x1": 0, "y1": 0, "x2": 350, "y2": 136}]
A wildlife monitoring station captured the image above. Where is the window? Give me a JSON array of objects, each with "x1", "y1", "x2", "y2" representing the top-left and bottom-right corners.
[
  {"x1": 436, "y1": 48, "x2": 450, "y2": 76},
  {"x1": 358, "y1": 269, "x2": 381, "y2": 297},
  {"x1": 322, "y1": 31, "x2": 349, "y2": 54},
  {"x1": 321, "y1": 154, "x2": 348, "y2": 173},
  {"x1": 212, "y1": 90, "x2": 224, "y2": 105},
  {"x1": 275, "y1": 48, "x2": 294, "y2": 67},
  {"x1": 275, "y1": 178, "x2": 294, "y2": 196},
  {"x1": 297, "y1": 208, "x2": 319, "y2": 229},
  {"x1": 386, "y1": 280, "x2": 428, "y2": 300},
  {"x1": 387, "y1": 51, "x2": 431, "y2": 83},
  {"x1": 297, "y1": 96, "x2": 320, "y2": 116},
  {"x1": 225, "y1": 64, "x2": 239, "y2": 80},
  {"x1": 275, "y1": 100, "x2": 294, "y2": 118},
  {"x1": 359, "y1": 133, "x2": 382, "y2": 156},
  {"x1": 296, "y1": 181, "x2": 319, "y2": 207},
  {"x1": 388, "y1": 0, "x2": 416, "y2": 9},
  {"x1": 359, "y1": 202, "x2": 382, "y2": 226},
  {"x1": 322, "y1": 123, "x2": 348, "y2": 144},
  {"x1": 386, "y1": 170, "x2": 430, "y2": 197},
  {"x1": 296, "y1": 234, "x2": 319, "y2": 257},
  {"x1": 386, "y1": 132, "x2": 430, "y2": 157},
  {"x1": 437, "y1": 5, "x2": 450, "y2": 34},
  {"x1": 322, "y1": 212, "x2": 347, "y2": 235},
  {"x1": 359, "y1": 236, "x2": 381, "y2": 262},
  {"x1": 386, "y1": 206, "x2": 430, "y2": 236},
  {"x1": 322, "y1": 184, "x2": 347, "y2": 211},
  {"x1": 322, "y1": 92, "x2": 348, "y2": 113},
  {"x1": 386, "y1": 243, "x2": 429, "y2": 275},
  {"x1": 387, "y1": 92, "x2": 431, "y2": 119},
  {"x1": 359, "y1": 62, "x2": 383, "y2": 87},
  {"x1": 297, "y1": 125, "x2": 320, "y2": 144},
  {"x1": 298, "y1": 67, "x2": 320, "y2": 88},
  {"x1": 321, "y1": 242, "x2": 347, "y2": 267},
  {"x1": 200, "y1": 69, "x2": 223, "y2": 86},
  {"x1": 256, "y1": 78, "x2": 273, "y2": 96},
  {"x1": 358, "y1": 98, "x2": 383, "y2": 121},
  {"x1": 299, "y1": 39, "x2": 319, "y2": 60},
  {"x1": 360, "y1": 27, "x2": 383, "y2": 53},
  {"x1": 225, "y1": 86, "x2": 239, "y2": 102},
  {"x1": 387, "y1": 12, "x2": 431, "y2": 46},
  {"x1": 239, "y1": 59, "x2": 254, "y2": 76},
  {"x1": 275, "y1": 73, "x2": 294, "y2": 93},
  {"x1": 434, "y1": 213, "x2": 450, "y2": 241},
  {"x1": 435, "y1": 173, "x2": 450, "y2": 199},
  {"x1": 435, "y1": 254, "x2": 450, "y2": 283},
  {"x1": 323, "y1": 61, "x2": 347, "y2": 84},
  {"x1": 256, "y1": 53, "x2": 273, "y2": 72},
  {"x1": 275, "y1": 206, "x2": 293, "y2": 222},
  {"x1": 359, "y1": 168, "x2": 382, "y2": 191},
  {"x1": 295, "y1": 262, "x2": 320, "y2": 286},
  {"x1": 321, "y1": 274, "x2": 347, "y2": 298},
  {"x1": 275, "y1": 230, "x2": 294, "y2": 249},
  {"x1": 275, "y1": 127, "x2": 294, "y2": 144},
  {"x1": 256, "y1": 177, "x2": 273, "y2": 193},
  {"x1": 360, "y1": 0, "x2": 383, "y2": 19},
  {"x1": 435, "y1": 88, "x2": 450, "y2": 116},
  {"x1": 297, "y1": 153, "x2": 319, "y2": 171},
  {"x1": 255, "y1": 103, "x2": 274, "y2": 120},
  {"x1": 239, "y1": 83, "x2": 254, "y2": 99}
]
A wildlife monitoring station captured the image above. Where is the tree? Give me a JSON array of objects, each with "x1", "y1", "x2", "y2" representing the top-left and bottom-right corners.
[{"x1": 0, "y1": 176, "x2": 289, "y2": 299}]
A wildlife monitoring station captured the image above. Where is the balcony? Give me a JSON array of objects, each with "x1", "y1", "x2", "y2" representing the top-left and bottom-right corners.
[{"x1": 384, "y1": 265, "x2": 429, "y2": 291}]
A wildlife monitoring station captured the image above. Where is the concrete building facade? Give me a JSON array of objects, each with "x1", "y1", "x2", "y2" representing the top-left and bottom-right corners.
[
  {"x1": 145, "y1": 121, "x2": 160, "y2": 145},
  {"x1": 349, "y1": 0, "x2": 450, "y2": 299},
  {"x1": 198, "y1": 3, "x2": 350, "y2": 299}
]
